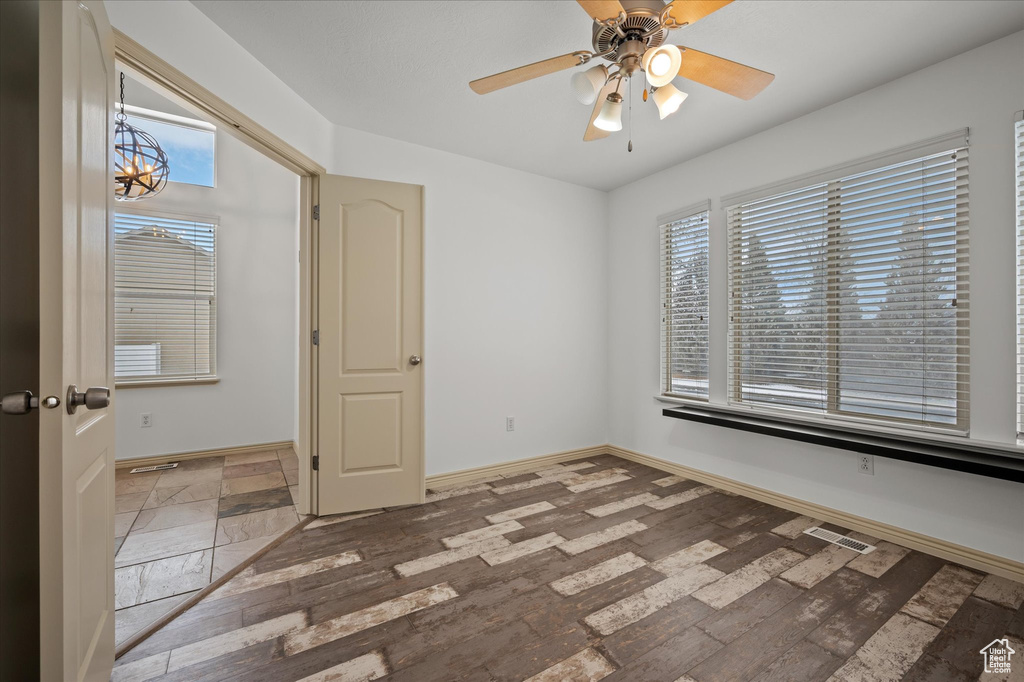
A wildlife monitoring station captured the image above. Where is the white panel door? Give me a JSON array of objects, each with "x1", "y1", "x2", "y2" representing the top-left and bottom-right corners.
[
  {"x1": 317, "y1": 175, "x2": 423, "y2": 514},
  {"x1": 38, "y1": 2, "x2": 116, "y2": 680}
]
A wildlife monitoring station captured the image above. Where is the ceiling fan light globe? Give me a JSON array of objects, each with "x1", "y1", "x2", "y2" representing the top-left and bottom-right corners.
[
  {"x1": 653, "y1": 83, "x2": 688, "y2": 119},
  {"x1": 571, "y1": 64, "x2": 608, "y2": 105},
  {"x1": 594, "y1": 94, "x2": 623, "y2": 132},
  {"x1": 642, "y1": 45, "x2": 682, "y2": 88},
  {"x1": 650, "y1": 53, "x2": 672, "y2": 77}
]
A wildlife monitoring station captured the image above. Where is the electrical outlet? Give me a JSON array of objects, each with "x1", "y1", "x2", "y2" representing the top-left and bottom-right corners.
[
  {"x1": 506, "y1": 416, "x2": 515, "y2": 432},
  {"x1": 140, "y1": 412, "x2": 152, "y2": 428},
  {"x1": 858, "y1": 454, "x2": 874, "y2": 475}
]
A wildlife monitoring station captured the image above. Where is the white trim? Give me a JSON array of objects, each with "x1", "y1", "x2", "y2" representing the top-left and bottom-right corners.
[
  {"x1": 114, "y1": 440, "x2": 294, "y2": 468},
  {"x1": 607, "y1": 445, "x2": 1024, "y2": 582},
  {"x1": 424, "y1": 445, "x2": 610, "y2": 490},
  {"x1": 657, "y1": 198, "x2": 711, "y2": 227},
  {"x1": 722, "y1": 128, "x2": 970, "y2": 207},
  {"x1": 418, "y1": 444, "x2": 1024, "y2": 582},
  {"x1": 121, "y1": 102, "x2": 216, "y2": 131},
  {"x1": 116, "y1": 376, "x2": 219, "y2": 388},
  {"x1": 655, "y1": 394, "x2": 710, "y2": 407},
  {"x1": 113, "y1": 205, "x2": 220, "y2": 226}
]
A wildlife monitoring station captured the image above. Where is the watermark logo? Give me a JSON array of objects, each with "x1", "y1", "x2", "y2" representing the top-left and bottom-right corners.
[{"x1": 980, "y1": 638, "x2": 1015, "y2": 675}]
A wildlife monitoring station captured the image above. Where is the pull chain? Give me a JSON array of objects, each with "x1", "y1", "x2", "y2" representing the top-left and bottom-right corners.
[
  {"x1": 628, "y1": 77, "x2": 633, "y2": 152},
  {"x1": 118, "y1": 72, "x2": 126, "y2": 120}
]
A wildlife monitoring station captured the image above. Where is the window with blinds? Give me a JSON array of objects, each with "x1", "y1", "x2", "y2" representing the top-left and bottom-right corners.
[
  {"x1": 661, "y1": 203, "x2": 710, "y2": 399},
  {"x1": 727, "y1": 136, "x2": 969, "y2": 431},
  {"x1": 1016, "y1": 114, "x2": 1024, "y2": 436},
  {"x1": 114, "y1": 212, "x2": 217, "y2": 383}
]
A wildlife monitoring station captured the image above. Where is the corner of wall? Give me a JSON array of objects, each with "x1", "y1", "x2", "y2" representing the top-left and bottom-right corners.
[{"x1": 601, "y1": 188, "x2": 614, "y2": 448}]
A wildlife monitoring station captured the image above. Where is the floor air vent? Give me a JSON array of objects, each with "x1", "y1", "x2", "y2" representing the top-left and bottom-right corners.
[
  {"x1": 803, "y1": 527, "x2": 876, "y2": 554},
  {"x1": 129, "y1": 462, "x2": 179, "y2": 474}
]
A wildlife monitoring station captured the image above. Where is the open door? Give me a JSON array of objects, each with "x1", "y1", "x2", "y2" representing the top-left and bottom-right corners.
[
  {"x1": 317, "y1": 175, "x2": 424, "y2": 515},
  {"x1": 37, "y1": 1, "x2": 116, "y2": 679}
]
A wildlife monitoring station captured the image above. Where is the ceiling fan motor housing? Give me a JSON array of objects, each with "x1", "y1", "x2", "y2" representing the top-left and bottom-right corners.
[{"x1": 592, "y1": 0, "x2": 668, "y2": 64}]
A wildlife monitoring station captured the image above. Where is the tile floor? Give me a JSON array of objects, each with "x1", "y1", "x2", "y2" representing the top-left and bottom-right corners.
[
  {"x1": 110, "y1": 454, "x2": 1024, "y2": 681},
  {"x1": 113, "y1": 447, "x2": 303, "y2": 647}
]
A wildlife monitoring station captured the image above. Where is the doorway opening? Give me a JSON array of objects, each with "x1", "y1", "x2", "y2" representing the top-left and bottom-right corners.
[
  {"x1": 110, "y1": 65, "x2": 306, "y2": 652},
  {"x1": 110, "y1": 26, "x2": 427, "y2": 659}
]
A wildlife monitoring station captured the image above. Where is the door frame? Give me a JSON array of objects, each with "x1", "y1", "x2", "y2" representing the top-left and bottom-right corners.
[{"x1": 113, "y1": 30, "x2": 325, "y2": 514}]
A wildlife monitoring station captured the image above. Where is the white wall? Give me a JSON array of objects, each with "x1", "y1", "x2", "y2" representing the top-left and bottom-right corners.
[
  {"x1": 106, "y1": 1, "x2": 333, "y2": 170},
  {"x1": 115, "y1": 121, "x2": 300, "y2": 459},
  {"x1": 107, "y1": 1, "x2": 1022, "y2": 562},
  {"x1": 106, "y1": 1, "x2": 610, "y2": 474},
  {"x1": 331, "y1": 125, "x2": 610, "y2": 475},
  {"x1": 607, "y1": 31, "x2": 1024, "y2": 561}
]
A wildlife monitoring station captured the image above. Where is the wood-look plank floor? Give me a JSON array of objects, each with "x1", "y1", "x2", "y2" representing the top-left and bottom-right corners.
[{"x1": 111, "y1": 455, "x2": 1024, "y2": 682}]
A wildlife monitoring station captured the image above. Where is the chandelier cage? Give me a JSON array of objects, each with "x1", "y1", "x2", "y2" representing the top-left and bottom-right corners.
[{"x1": 114, "y1": 72, "x2": 169, "y2": 201}]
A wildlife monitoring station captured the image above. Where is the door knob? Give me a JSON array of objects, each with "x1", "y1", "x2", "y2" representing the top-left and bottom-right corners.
[
  {"x1": 1, "y1": 391, "x2": 61, "y2": 415},
  {"x1": 66, "y1": 385, "x2": 110, "y2": 415},
  {"x1": 409, "y1": 355, "x2": 422, "y2": 366}
]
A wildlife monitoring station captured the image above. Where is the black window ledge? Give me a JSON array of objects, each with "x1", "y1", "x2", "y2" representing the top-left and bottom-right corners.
[{"x1": 662, "y1": 404, "x2": 1024, "y2": 483}]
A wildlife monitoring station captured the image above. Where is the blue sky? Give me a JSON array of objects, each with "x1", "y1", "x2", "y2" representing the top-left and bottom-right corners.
[{"x1": 126, "y1": 114, "x2": 215, "y2": 187}]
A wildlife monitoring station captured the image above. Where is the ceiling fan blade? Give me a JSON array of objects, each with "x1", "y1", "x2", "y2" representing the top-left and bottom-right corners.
[
  {"x1": 470, "y1": 52, "x2": 590, "y2": 95},
  {"x1": 662, "y1": 0, "x2": 733, "y2": 27},
  {"x1": 676, "y1": 46, "x2": 774, "y2": 100},
  {"x1": 584, "y1": 79, "x2": 618, "y2": 142},
  {"x1": 577, "y1": 0, "x2": 626, "y2": 23}
]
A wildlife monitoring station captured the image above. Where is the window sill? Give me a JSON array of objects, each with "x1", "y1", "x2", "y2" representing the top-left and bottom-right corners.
[
  {"x1": 116, "y1": 377, "x2": 220, "y2": 389},
  {"x1": 659, "y1": 400, "x2": 1024, "y2": 483}
]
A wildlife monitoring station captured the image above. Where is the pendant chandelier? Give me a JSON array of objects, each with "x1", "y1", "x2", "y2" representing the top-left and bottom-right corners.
[{"x1": 114, "y1": 72, "x2": 169, "y2": 201}]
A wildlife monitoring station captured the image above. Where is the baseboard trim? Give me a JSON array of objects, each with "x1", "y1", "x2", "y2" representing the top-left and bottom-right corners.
[
  {"x1": 606, "y1": 444, "x2": 1024, "y2": 583},
  {"x1": 114, "y1": 441, "x2": 294, "y2": 470},
  {"x1": 424, "y1": 445, "x2": 610, "y2": 490},
  {"x1": 423, "y1": 443, "x2": 1022, "y2": 581}
]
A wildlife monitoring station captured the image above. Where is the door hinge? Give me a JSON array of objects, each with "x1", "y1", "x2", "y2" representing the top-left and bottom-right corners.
[
  {"x1": 312, "y1": 204, "x2": 320, "y2": 221},
  {"x1": 312, "y1": 329, "x2": 319, "y2": 346},
  {"x1": 312, "y1": 455, "x2": 319, "y2": 471}
]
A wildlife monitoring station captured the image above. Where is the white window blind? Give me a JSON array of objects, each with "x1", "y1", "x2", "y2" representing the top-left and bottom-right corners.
[
  {"x1": 661, "y1": 203, "x2": 710, "y2": 399},
  {"x1": 727, "y1": 139, "x2": 969, "y2": 431},
  {"x1": 114, "y1": 212, "x2": 217, "y2": 383},
  {"x1": 1016, "y1": 114, "x2": 1024, "y2": 435}
]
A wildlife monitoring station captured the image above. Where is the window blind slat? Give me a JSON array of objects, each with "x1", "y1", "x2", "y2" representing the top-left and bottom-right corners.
[
  {"x1": 661, "y1": 206, "x2": 710, "y2": 400},
  {"x1": 114, "y1": 213, "x2": 218, "y2": 382},
  {"x1": 728, "y1": 146, "x2": 969, "y2": 431}
]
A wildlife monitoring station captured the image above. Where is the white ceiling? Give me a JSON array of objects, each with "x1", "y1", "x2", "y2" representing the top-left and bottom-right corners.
[{"x1": 190, "y1": 0, "x2": 1024, "y2": 191}]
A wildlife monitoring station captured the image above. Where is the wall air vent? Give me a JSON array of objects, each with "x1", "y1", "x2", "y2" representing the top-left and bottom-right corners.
[
  {"x1": 803, "y1": 526, "x2": 876, "y2": 554},
  {"x1": 128, "y1": 462, "x2": 179, "y2": 474}
]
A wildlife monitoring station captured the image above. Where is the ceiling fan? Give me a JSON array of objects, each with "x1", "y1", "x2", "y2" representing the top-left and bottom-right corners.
[{"x1": 469, "y1": 0, "x2": 774, "y2": 143}]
